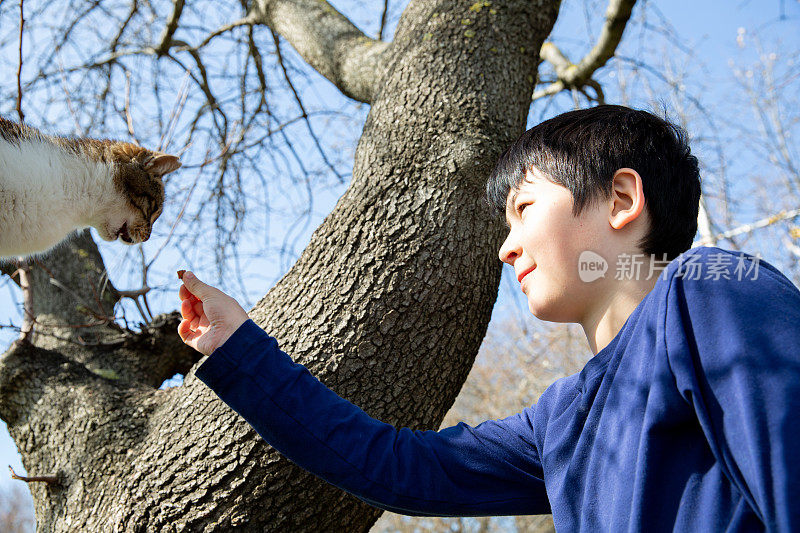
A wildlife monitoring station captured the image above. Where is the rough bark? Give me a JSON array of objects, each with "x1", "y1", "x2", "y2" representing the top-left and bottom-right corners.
[{"x1": 0, "y1": 0, "x2": 561, "y2": 530}]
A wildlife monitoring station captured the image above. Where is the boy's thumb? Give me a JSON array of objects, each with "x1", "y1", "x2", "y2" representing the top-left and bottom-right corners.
[{"x1": 182, "y1": 271, "x2": 212, "y2": 299}]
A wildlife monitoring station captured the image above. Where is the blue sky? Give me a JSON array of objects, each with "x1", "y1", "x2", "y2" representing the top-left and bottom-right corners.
[{"x1": 0, "y1": 0, "x2": 798, "y2": 517}]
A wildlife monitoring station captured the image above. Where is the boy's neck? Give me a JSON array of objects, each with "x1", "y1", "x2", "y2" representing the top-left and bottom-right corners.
[{"x1": 581, "y1": 271, "x2": 662, "y2": 355}]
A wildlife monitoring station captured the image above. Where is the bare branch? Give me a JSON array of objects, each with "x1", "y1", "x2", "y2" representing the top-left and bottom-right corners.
[
  {"x1": 250, "y1": 0, "x2": 391, "y2": 103},
  {"x1": 16, "y1": 0, "x2": 24, "y2": 122},
  {"x1": 378, "y1": 0, "x2": 390, "y2": 40},
  {"x1": 696, "y1": 194, "x2": 716, "y2": 246},
  {"x1": 694, "y1": 208, "x2": 800, "y2": 247},
  {"x1": 155, "y1": 0, "x2": 185, "y2": 56},
  {"x1": 271, "y1": 29, "x2": 345, "y2": 183},
  {"x1": 534, "y1": 0, "x2": 636, "y2": 102},
  {"x1": 17, "y1": 259, "x2": 32, "y2": 342},
  {"x1": 109, "y1": 0, "x2": 139, "y2": 54},
  {"x1": 192, "y1": 15, "x2": 257, "y2": 51},
  {"x1": 9, "y1": 466, "x2": 58, "y2": 485}
]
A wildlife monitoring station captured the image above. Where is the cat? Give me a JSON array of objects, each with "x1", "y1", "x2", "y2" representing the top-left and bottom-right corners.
[{"x1": 0, "y1": 117, "x2": 181, "y2": 260}]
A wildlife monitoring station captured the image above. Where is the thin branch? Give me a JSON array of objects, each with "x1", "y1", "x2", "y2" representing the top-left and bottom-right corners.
[
  {"x1": 124, "y1": 71, "x2": 137, "y2": 139},
  {"x1": 693, "y1": 208, "x2": 800, "y2": 247},
  {"x1": 696, "y1": 194, "x2": 716, "y2": 245},
  {"x1": 147, "y1": 151, "x2": 207, "y2": 269},
  {"x1": 89, "y1": 15, "x2": 256, "y2": 70},
  {"x1": 574, "y1": 0, "x2": 637, "y2": 81},
  {"x1": 271, "y1": 30, "x2": 344, "y2": 183},
  {"x1": 192, "y1": 15, "x2": 257, "y2": 51},
  {"x1": 155, "y1": 0, "x2": 185, "y2": 56},
  {"x1": 9, "y1": 466, "x2": 58, "y2": 486},
  {"x1": 109, "y1": 0, "x2": 139, "y2": 54},
  {"x1": 534, "y1": 0, "x2": 636, "y2": 102},
  {"x1": 250, "y1": 0, "x2": 390, "y2": 103},
  {"x1": 16, "y1": 259, "x2": 33, "y2": 342},
  {"x1": 16, "y1": 0, "x2": 24, "y2": 122},
  {"x1": 378, "y1": 0, "x2": 389, "y2": 40}
]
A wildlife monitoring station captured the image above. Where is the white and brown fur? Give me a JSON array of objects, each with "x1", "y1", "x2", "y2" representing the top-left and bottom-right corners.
[{"x1": 0, "y1": 117, "x2": 180, "y2": 260}]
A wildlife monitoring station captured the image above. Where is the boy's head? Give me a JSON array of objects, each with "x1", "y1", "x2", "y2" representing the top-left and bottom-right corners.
[
  {"x1": 486, "y1": 105, "x2": 701, "y2": 261},
  {"x1": 486, "y1": 105, "x2": 701, "y2": 324}
]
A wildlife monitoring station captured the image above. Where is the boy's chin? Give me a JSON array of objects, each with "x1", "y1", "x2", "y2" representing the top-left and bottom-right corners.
[{"x1": 528, "y1": 300, "x2": 575, "y2": 323}]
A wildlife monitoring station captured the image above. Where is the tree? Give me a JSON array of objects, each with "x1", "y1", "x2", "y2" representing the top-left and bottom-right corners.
[
  {"x1": 373, "y1": 316, "x2": 589, "y2": 533},
  {"x1": 1, "y1": 0, "x2": 798, "y2": 529},
  {"x1": 0, "y1": 0, "x2": 585, "y2": 529},
  {"x1": 6, "y1": 0, "x2": 799, "y2": 530}
]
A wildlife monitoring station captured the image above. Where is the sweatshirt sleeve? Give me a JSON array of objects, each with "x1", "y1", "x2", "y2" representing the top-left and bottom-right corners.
[
  {"x1": 194, "y1": 320, "x2": 550, "y2": 517},
  {"x1": 664, "y1": 251, "x2": 800, "y2": 531}
]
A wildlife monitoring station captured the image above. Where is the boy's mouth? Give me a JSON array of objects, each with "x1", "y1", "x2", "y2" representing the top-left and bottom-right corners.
[{"x1": 517, "y1": 265, "x2": 536, "y2": 283}]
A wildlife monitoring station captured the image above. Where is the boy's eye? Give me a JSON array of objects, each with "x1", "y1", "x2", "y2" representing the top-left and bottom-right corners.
[{"x1": 516, "y1": 203, "x2": 531, "y2": 215}]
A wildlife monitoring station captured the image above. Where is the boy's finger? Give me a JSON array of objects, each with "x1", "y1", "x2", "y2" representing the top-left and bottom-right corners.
[
  {"x1": 181, "y1": 271, "x2": 215, "y2": 301},
  {"x1": 179, "y1": 285, "x2": 201, "y2": 304},
  {"x1": 181, "y1": 299, "x2": 195, "y2": 319},
  {"x1": 179, "y1": 285, "x2": 191, "y2": 300},
  {"x1": 178, "y1": 319, "x2": 192, "y2": 341}
]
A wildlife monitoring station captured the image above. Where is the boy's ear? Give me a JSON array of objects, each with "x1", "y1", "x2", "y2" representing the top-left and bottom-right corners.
[{"x1": 608, "y1": 168, "x2": 645, "y2": 230}]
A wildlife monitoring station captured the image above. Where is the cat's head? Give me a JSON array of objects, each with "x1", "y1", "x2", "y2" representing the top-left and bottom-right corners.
[{"x1": 95, "y1": 142, "x2": 181, "y2": 244}]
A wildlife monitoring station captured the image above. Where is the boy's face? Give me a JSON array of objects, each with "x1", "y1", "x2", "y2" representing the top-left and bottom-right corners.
[{"x1": 499, "y1": 167, "x2": 613, "y2": 323}]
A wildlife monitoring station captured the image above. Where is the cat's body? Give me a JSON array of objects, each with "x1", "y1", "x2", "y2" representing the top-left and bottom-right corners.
[{"x1": 0, "y1": 117, "x2": 180, "y2": 260}]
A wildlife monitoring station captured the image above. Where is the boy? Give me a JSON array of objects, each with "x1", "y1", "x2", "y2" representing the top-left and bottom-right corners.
[{"x1": 178, "y1": 105, "x2": 800, "y2": 531}]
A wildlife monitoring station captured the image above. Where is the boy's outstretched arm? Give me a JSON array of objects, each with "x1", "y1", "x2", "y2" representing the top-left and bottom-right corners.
[{"x1": 178, "y1": 272, "x2": 549, "y2": 517}]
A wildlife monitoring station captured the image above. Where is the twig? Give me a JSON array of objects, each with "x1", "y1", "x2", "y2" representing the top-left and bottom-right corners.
[
  {"x1": 158, "y1": 71, "x2": 190, "y2": 152},
  {"x1": 124, "y1": 71, "x2": 137, "y2": 139},
  {"x1": 46, "y1": 277, "x2": 115, "y2": 324},
  {"x1": 147, "y1": 152, "x2": 207, "y2": 268},
  {"x1": 57, "y1": 55, "x2": 83, "y2": 134},
  {"x1": 155, "y1": 0, "x2": 185, "y2": 56},
  {"x1": 271, "y1": 29, "x2": 344, "y2": 183},
  {"x1": 16, "y1": 0, "x2": 24, "y2": 122},
  {"x1": 378, "y1": 0, "x2": 389, "y2": 40},
  {"x1": 9, "y1": 466, "x2": 58, "y2": 485},
  {"x1": 191, "y1": 15, "x2": 256, "y2": 51},
  {"x1": 693, "y1": 208, "x2": 800, "y2": 247},
  {"x1": 534, "y1": 0, "x2": 636, "y2": 103},
  {"x1": 114, "y1": 245, "x2": 154, "y2": 324},
  {"x1": 17, "y1": 258, "x2": 33, "y2": 343}
]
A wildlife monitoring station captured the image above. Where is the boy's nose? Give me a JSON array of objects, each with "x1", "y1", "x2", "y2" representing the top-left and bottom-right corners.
[{"x1": 498, "y1": 233, "x2": 520, "y2": 265}]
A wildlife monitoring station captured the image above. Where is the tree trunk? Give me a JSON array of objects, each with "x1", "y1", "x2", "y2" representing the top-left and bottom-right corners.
[{"x1": 0, "y1": 1, "x2": 561, "y2": 530}]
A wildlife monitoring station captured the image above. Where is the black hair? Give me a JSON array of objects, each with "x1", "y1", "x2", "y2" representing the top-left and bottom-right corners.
[{"x1": 485, "y1": 105, "x2": 701, "y2": 260}]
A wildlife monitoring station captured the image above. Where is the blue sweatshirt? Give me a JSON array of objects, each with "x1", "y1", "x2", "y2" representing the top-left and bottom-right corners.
[{"x1": 195, "y1": 247, "x2": 800, "y2": 531}]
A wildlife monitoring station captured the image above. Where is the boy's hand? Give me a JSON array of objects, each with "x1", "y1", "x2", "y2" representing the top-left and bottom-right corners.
[{"x1": 178, "y1": 271, "x2": 249, "y2": 356}]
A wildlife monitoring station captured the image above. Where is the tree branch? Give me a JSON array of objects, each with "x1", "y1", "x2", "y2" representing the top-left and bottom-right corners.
[
  {"x1": 249, "y1": 0, "x2": 391, "y2": 103},
  {"x1": 16, "y1": 0, "x2": 24, "y2": 122},
  {"x1": 155, "y1": 0, "x2": 185, "y2": 56},
  {"x1": 378, "y1": 0, "x2": 390, "y2": 40},
  {"x1": 693, "y1": 207, "x2": 800, "y2": 247},
  {"x1": 9, "y1": 466, "x2": 58, "y2": 485},
  {"x1": 534, "y1": 0, "x2": 636, "y2": 102}
]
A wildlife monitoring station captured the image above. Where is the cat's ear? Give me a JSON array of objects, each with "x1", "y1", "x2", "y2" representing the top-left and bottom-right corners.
[{"x1": 144, "y1": 154, "x2": 181, "y2": 177}]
